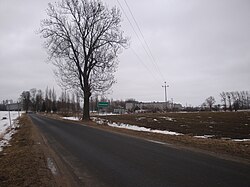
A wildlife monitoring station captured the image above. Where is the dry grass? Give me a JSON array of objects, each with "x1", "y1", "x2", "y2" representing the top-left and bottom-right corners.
[{"x1": 0, "y1": 114, "x2": 55, "y2": 187}]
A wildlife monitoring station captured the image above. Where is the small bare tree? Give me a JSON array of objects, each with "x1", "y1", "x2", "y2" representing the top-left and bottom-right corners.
[
  {"x1": 220, "y1": 92, "x2": 227, "y2": 111},
  {"x1": 205, "y1": 96, "x2": 216, "y2": 111},
  {"x1": 21, "y1": 91, "x2": 31, "y2": 113},
  {"x1": 40, "y1": 0, "x2": 128, "y2": 120},
  {"x1": 226, "y1": 92, "x2": 232, "y2": 111}
]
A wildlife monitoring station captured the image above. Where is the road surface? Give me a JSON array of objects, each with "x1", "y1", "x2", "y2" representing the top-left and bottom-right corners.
[{"x1": 30, "y1": 114, "x2": 250, "y2": 187}]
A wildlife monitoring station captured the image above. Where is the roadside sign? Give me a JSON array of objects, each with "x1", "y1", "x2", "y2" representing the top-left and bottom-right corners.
[{"x1": 98, "y1": 102, "x2": 109, "y2": 108}]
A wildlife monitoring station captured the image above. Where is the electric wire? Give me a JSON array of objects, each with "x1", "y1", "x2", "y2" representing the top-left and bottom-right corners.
[
  {"x1": 116, "y1": 0, "x2": 164, "y2": 84},
  {"x1": 123, "y1": 0, "x2": 166, "y2": 82},
  {"x1": 130, "y1": 47, "x2": 162, "y2": 84}
]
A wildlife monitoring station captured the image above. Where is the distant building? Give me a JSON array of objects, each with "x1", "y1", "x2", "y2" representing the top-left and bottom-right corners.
[
  {"x1": 125, "y1": 101, "x2": 182, "y2": 112},
  {"x1": 140, "y1": 102, "x2": 170, "y2": 111},
  {"x1": 113, "y1": 108, "x2": 126, "y2": 114}
]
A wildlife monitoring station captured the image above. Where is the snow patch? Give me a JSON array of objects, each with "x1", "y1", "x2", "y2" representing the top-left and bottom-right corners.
[
  {"x1": 231, "y1": 139, "x2": 250, "y2": 142},
  {"x1": 160, "y1": 116, "x2": 175, "y2": 121},
  {"x1": 92, "y1": 117, "x2": 182, "y2": 135},
  {"x1": 136, "y1": 117, "x2": 146, "y2": 121},
  {"x1": 62, "y1": 116, "x2": 81, "y2": 121},
  {"x1": 0, "y1": 111, "x2": 22, "y2": 152},
  {"x1": 107, "y1": 122, "x2": 182, "y2": 135},
  {"x1": 97, "y1": 113, "x2": 119, "y2": 116},
  {"x1": 47, "y1": 157, "x2": 58, "y2": 175},
  {"x1": 194, "y1": 135, "x2": 215, "y2": 139},
  {"x1": 92, "y1": 117, "x2": 106, "y2": 124}
]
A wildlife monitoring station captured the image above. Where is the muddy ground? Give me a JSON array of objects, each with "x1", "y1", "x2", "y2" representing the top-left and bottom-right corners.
[
  {"x1": 99, "y1": 111, "x2": 250, "y2": 139},
  {"x1": 87, "y1": 111, "x2": 250, "y2": 162}
]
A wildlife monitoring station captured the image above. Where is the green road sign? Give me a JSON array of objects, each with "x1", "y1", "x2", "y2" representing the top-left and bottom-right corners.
[{"x1": 98, "y1": 102, "x2": 109, "y2": 108}]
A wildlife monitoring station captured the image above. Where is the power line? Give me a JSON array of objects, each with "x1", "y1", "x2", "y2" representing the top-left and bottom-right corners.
[
  {"x1": 130, "y1": 47, "x2": 162, "y2": 84},
  {"x1": 116, "y1": 0, "x2": 164, "y2": 83},
  {"x1": 123, "y1": 0, "x2": 165, "y2": 81}
]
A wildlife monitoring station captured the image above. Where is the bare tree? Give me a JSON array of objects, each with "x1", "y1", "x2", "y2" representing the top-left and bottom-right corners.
[
  {"x1": 59, "y1": 91, "x2": 66, "y2": 115},
  {"x1": 226, "y1": 92, "x2": 232, "y2": 111},
  {"x1": 40, "y1": 0, "x2": 128, "y2": 120},
  {"x1": 71, "y1": 93, "x2": 76, "y2": 116},
  {"x1": 205, "y1": 96, "x2": 216, "y2": 111},
  {"x1": 45, "y1": 87, "x2": 50, "y2": 113},
  {"x1": 30, "y1": 88, "x2": 37, "y2": 111},
  {"x1": 241, "y1": 91, "x2": 250, "y2": 109},
  {"x1": 246, "y1": 91, "x2": 250, "y2": 109},
  {"x1": 52, "y1": 88, "x2": 57, "y2": 112},
  {"x1": 75, "y1": 92, "x2": 81, "y2": 119},
  {"x1": 21, "y1": 91, "x2": 31, "y2": 113},
  {"x1": 220, "y1": 92, "x2": 227, "y2": 111},
  {"x1": 236, "y1": 91, "x2": 242, "y2": 109},
  {"x1": 36, "y1": 89, "x2": 44, "y2": 112}
]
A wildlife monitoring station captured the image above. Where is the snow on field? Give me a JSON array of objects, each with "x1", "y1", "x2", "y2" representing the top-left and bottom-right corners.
[
  {"x1": 231, "y1": 139, "x2": 250, "y2": 142},
  {"x1": 194, "y1": 135, "x2": 215, "y2": 139},
  {"x1": 136, "y1": 117, "x2": 146, "y2": 121},
  {"x1": 61, "y1": 117, "x2": 250, "y2": 141},
  {"x1": 62, "y1": 116, "x2": 81, "y2": 121},
  {"x1": 0, "y1": 111, "x2": 22, "y2": 151},
  {"x1": 92, "y1": 117, "x2": 182, "y2": 136},
  {"x1": 97, "y1": 113, "x2": 120, "y2": 116},
  {"x1": 194, "y1": 135, "x2": 250, "y2": 142},
  {"x1": 160, "y1": 116, "x2": 175, "y2": 121},
  {"x1": 107, "y1": 122, "x2": 182, "y2": 135}
]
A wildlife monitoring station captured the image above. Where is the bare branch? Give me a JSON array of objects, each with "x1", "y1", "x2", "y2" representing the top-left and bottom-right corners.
[{"x1": 40, "y1": 0, "x2": 128, "y2": 119}]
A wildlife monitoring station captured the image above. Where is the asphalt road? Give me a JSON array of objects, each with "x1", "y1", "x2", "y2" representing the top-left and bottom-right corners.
[{"x1": 30, "y1": 114, "x2": 250, "y2": 187}]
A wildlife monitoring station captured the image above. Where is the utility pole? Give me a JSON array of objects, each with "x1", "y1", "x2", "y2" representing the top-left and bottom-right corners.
[{"x1": 162, "y1": 82, "x2": 169, "y2": 110}]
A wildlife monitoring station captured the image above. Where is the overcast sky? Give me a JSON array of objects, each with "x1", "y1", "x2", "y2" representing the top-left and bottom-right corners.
[{"x1": 0, "y1": 0, "x2": 249, "y2": 106}]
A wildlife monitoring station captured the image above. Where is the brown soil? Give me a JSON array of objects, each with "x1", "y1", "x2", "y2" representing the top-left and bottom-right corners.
[
  {"x1": 99, "y1": 111, "x2": 250, "y2": 139},
  {"x1": 0, "y1": 114, "x2": 79, "y2": 187}
]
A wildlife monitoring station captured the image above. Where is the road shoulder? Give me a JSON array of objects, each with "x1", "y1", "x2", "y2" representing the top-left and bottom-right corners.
[
  {"x1": 0, "y1": 114, "x2": 81, "y2": 187},
  {"x1": 0, "y1": 114, "x2": 55, "y2": 186}
]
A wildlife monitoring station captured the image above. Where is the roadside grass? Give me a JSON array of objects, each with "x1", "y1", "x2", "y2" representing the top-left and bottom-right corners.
[{"x1": 0, "y1": 114, "x2": 54, "y2": 187}]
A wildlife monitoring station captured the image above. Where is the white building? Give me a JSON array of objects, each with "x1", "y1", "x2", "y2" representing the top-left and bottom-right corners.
[{"x1": 126, "y1": 101, "x2": 182, "y2": 112}]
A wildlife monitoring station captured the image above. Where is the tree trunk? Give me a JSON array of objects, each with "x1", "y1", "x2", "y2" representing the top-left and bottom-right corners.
[{"x1": 83, "y1": 90, "x2": 91, "y2": 120}]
